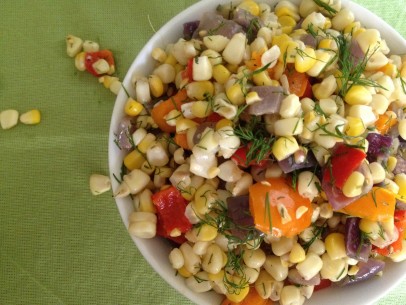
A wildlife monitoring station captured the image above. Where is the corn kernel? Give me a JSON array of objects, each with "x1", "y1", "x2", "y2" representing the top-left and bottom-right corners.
[
  {"x1": 342, "y1": 171, "x2": 365, "y2": 198},
  {"x1": 187, "y1": 81, "x2": 215, "y2": 100},
  {"x1": 325, "y1": 233, "x2": 347, "y2": 260},
  {"x1": 345, "y1": 116, "x2": 365, "y2": 137},
  {"x1": 252, "y1": 70, "x2": 273, "y2": 86},
  {"x1": 151, "y1": 47, "x2": 167, "y2": 63},
  {"x1": 295, "y1": 47, "x2": 316, "y2": 73},
  {"x1": 226, "y1": 83, "x2": 245, "y2": 105},
  {"x1": 387, "y1": 156, "x2": 398, "y2": 173},
  {"x1": 216, "y1": 118, "x2": 233, "y2": 130},
  {"x1": 195, "y1": 224, "x2": 218, "y2": 242},
  {"x1": 212, "y1": 64, "x2": 231, "y2": 85},
  {"x1": 177, "y1": 266, "x2": 192, "y2": 278},
  {"x1": 289, "y1": 243, "x2": 306, "y2": 263},
  {"x1": 89, "y1": 174, "x2": 111, "y2": 195},
  {"x1": 0, "y1": 109, "x2": 19, "y2": 129},
  {"x1": 137, "y1": 133, "x2": 156, "y2": 153},
  {"x1": 395, "y1": 174, "x2": 406, "y2": 197},
  {"x1": 226, "y1": 280, "x2": 250, "y2": 303},
  {"x1": 19, "y1": 109, "x2": 41, "y2": 125},
  {"x1": 272, "y1": 136, "x2": 299, "y2": 161},
  {"x1": 124, "y1": 149, "x2": 146, "y2": 170},
  {"x1": 344, "y1": 85, "x2": 372, "y2": 105},
  {"x1": 124, "y1": 98, "x2": 144, "y2": 116},
  {"x1": 237, "y1": 0, "x2": 260, "y2": 16},
  {"x1": 191, "y1": 101, "x2": 212, "y2": 118},
  {"x1": 148, "y1": 74, "x2": 164, "y2": 97}
]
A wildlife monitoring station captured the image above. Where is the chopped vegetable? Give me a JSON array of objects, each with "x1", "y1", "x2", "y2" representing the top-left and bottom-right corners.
[
  {"x1": 341, "y1": 187, "x2": 396, "y2": 222},
  {"x1": 152, "y1": 186, "x2": 192, "y2": 237},
  {"x1": 151, "y1": 89, "x2": 188, "y2": 133},
  {"x1": 248, "y1": 177, "x2": 313, "y2": 237}
]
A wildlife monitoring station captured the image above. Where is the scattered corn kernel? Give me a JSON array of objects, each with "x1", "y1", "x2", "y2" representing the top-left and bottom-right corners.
[
  {"x1": 20, "y1": 109, "x2": 41, "y2": 125},
  {"x1": 89, "y1": 174, "x2": 111, "y2": 195},
  {"x1": 0, "y1": 109, "x2": 19, "y2": 130}
]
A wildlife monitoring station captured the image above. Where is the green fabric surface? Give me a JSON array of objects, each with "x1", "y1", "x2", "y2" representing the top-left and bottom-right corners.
[{"x1": 0, "y1": 1, "x2": 405, "y2": 305}]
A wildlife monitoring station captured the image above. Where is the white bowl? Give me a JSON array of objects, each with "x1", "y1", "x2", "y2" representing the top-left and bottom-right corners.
[{"x1": 109, "y1": 1, "x2": 406, "y2": 304}]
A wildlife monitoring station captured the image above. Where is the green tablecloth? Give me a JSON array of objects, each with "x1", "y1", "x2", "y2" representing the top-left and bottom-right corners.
[{"x1": 1, "y1": 1, "x2": 406, "y2": 304}]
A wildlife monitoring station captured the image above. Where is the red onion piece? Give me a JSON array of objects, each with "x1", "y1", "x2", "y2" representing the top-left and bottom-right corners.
[
  {"x1": 277, "y1": 151, "x2": 317, "y2": 174},
  {"x1": 116, "y1": 116, "x2": 134, "y2": 151},
  {"x1": 366, "y1": 133, "x2": 393, "y2": 162},
  {"x1": 194, "y1": 12, "x2": 243, "y2": 39},
  {"x1": 183, "y1": 20, "x2": 200, "y2": 40},
  {"x1": 226, "y1": 195, "x2": 257, "y2": 240},
  {"x1": 248, "y1": 86, "x2": 284, "y2": 115},
  {"x1": 338, "y1": 259, "x2": 385, "y2": 286},
  {"x1": 344, "y1": 217, "x2": 371, "y2": 262}
]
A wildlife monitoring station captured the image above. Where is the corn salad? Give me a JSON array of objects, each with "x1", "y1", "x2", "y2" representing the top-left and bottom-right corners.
[{"x1": 113, "y1": 0, "x2": 406, "y2": 304}]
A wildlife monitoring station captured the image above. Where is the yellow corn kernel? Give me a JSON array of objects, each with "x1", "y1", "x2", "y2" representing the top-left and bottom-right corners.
[
  {"x1": 344, "y1": 85, "x2": 372, "y2": 105},
  {"x1": 194, "y1": 183, "x2": 217, "y2": 215},
  {"x1": 124, "y1": 149, "x2": 146, "y2": 170},
  {"x1": 74, "y1": 51, "x2": 86, "y2": 71},
  {"x1": 345, "y1": 116, "x2": 365, "y2": 137},
  {"x1": 226, "y1": 63, "x2": 239, "y2": 74},
  {"x1": 279, "y1": 15, "x2": 296, "y2": 34},
  {"x1": 380, "y1": 63, "x2": 398, "y2": 78},
  {"x1": 99, "y1": 75, "x2": 119, "y2": 89},
  {"x1": 272, "y1": 136, "x2": 299, "y2": 161},
  {"x1": 164, "y1": 53, "x2": 178, "y2": 66},
  {"x1": 252, "y1": 70, "x2": 273, "y2": 86},
  {"x1": 245, "y1": 91, "x2": 262, "y2": 105},
  {"x1": 191, "y1": 101, "x2": 213, "y2": 118},
  {"x1": 387, "y1": 156, "x2": 398, "y2": 173},
  {"x1": 348, "y1": 265, "x2": 359, "y2": 276},
  {"x1": 177, "y1": 266, "x2": 192, "y2": 278},
  {"x1": 19, "y1": 109, "x2": 41, "y2": 125},
  {"x1": 216, "y1": 118, "x2": 233, "y2": 130},
  {"x1": 176, "y1": 118, "x2": 199, "y2": 134},
  {"x1": 318, "y1": 38, "x2": 336, "y2": 50},
  {"x1": 148, "y1": 74, "x2": 164, "y2": 98},
  {"x1": 237, "y1": 0, "x2": 260, "y2": 16},
  {"x1": 226, "y1": 279, "x2": 250, "y2": 303},
  {"x1": 124, "y1": 98, "x2": 144, "y2": 116},
  {"x1": 325, "y1": 233, "x2": 347, "y2": 260},
  {"x1": 137, "y1": 188, "x2": 156, "y2": 213},
  {"x1": 186, "y1": 81, "x2": 215, "y2": 100},
  {"x1": 272, "y1": 34, "x2": 292, "y2": 49},
  {"x1": 275, "y1": 6, "x2": 300, "y2": 21},
  {"x1": 212, "y1": 64, "x2": 231, "y2": 85},
  {"x1": 137, "y1": 133, "x2": 156, "y2": 153},
  {"x1": 342, "y1": 171, "x2": 365, "y2": 198},
  {"x1": 208, "y1": 269, "x2": 224, "y2": 282},
  {"x1": 295, "y1": 47, "x2": 316, "y2": 73},
  {"x1": 195, "y1": 224, "x2": 218, "y2": 242},
  {"x1": 279, "y1": 40, "x2": 299, "y2": 64},
  {"x1": 395, "y1": 174, "x2": 406, "y2": 197},
  {"x1": 151, "y1": 47, "x2": 167, "y2": 63},
  {"x1": 289, "y1": 243, "x2": 306, "y2": 264},
  {"x1": 226, "y1": 83, "x2": 245, "y2": 105},
  {"x1": 344, "y1": 21, "x2": 361, "y2": 34}
]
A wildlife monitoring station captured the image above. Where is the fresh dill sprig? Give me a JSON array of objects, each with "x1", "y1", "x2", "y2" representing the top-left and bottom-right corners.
[
  {"x1": 302, "y1": 220, "x2": 328, "y2": 251},
  {"x1": 315, "y1": 122, "x2": 367, "y2": 149},
  {"x1": 234, "y1": 116, "x2": 275, "y2": 166},
  {"x1": 312, "y1": 0, "x2": 338, "y2": 16}
]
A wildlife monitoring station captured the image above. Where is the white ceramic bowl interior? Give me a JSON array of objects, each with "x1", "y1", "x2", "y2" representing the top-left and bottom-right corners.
[{"x1": 109, "y1": 1, "x2": 406, "y2": 304}]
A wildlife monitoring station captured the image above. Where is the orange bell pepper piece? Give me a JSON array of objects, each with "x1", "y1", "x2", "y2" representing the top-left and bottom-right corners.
[
  {"x1": 248, "y1": 177, "x2": 313, "y2": 238},
  {"x1": 341, "y1": 187, "x2": 396, "y2": 222},
  {"x1": 151, "y1": 89, "x2": 188, "y2": 133}
]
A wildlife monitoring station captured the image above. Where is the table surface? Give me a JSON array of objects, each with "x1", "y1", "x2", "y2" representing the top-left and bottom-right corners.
[{"x1": 1, "y1": 1, "x2": 406, "y2": 304}]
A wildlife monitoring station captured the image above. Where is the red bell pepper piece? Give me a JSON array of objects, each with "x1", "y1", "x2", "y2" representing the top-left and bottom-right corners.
[
  {"x1": 323, "y1": 144, "x2": 366, "y2": 189},
  {"x1": 84, "y1": 49, "x2": 115, "y2": 76},
  {"x1": 231, "y1": 145, "x2": 269, "y2": 168},
  {"x1": 152, "y1": 186, "x2": 192, "y2": 238},
  {"x1": 181, "y1": 58, "x2": 194, "y2": 82},
  {"x1": 314, "y1": 279, "x2": 332, "y2": 291}
]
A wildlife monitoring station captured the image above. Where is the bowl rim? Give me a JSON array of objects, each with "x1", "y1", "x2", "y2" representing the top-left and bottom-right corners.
[{"x1": 108, "y1": 1, "x2": 406, "y2": 304}]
